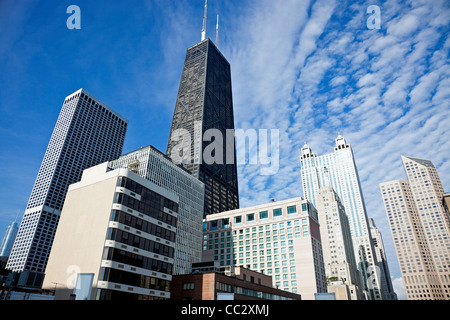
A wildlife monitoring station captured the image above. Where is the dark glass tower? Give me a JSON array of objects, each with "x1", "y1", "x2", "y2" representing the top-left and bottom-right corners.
[{"x1": 167, "y1": 38, "x2": 239, "y2": 217}]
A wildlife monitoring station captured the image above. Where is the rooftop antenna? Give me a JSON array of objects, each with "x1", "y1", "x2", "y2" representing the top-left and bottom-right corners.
[
  {"x1": 201, "y1": 0, "x2": 208, "y2": 41},
  {"x1": 216, "y1": 14, "x2": 219, "y2": 47}
]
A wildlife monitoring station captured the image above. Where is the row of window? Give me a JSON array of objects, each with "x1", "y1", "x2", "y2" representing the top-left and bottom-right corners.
[
  {"x1": 114, "y1": 192, "x2": 177, "y2": 228},
  {"x1": 215, "y1": 282, "x2": 295, "y2": 300},
  {"x1": 117, "y1": 176, "x2": 178, "y2": 212},
  {"x1": 102, "y1": 247, "x2": 173, "y2": 275},
  {"x1": 106, "y1": 228, "x2": 175, "y2": 259},
  {"x1": 95, "y1": 289, "x2": 166, "y2": 300},
  {"x1": 110, "y1": 210, "x2": 176, "y2": 242},
  {"x1": 99, "y1": 267, "x2": 171, "y2": 292},
  {"x1": 232, "y1": 206, "x2": 298, "y2": 225},
  {"x1": 182, "y1": 280, "x2": 295, "y2": 300}
]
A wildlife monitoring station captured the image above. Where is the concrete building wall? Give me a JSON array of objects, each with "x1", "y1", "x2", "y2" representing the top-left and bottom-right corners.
[{"x1": 42, "y1": 166, "x2": 118, "y2": 299}]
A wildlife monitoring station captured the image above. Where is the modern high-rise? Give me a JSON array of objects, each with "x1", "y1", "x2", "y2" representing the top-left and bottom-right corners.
[
  {"x1": 380, "y1": 156, "x2": 450, "y2": 300},
  {"x1": 0, "y1": 221, "x2": 18, "y2": 258},
  {"x1": 108, "y1": 145, "x2": 205, "y2": 275},
  {"x1": 315, "y1": 186, "x2": 364, "y2": 300},
  {"x1": 300, "y1": 135, "x2": 385, "y2": 300},
  {"x1": 202, "y1": 197, "x2": 328, "y2": 300},
  {"x1": 6, "y1": 89, "x2": 128, "y2": 275},
  {"x1": 166, "y1": 27, "x2": 239, "y2": 217},
  {"x1": 368, "y1": 218, "x2": 398, "y2": 300},
  {"x1": 42, "y1": 163, "x2": 178, "y2": 300},
  {"x1": 443, "y1": 194, "x2": 450, "y2": 214}
]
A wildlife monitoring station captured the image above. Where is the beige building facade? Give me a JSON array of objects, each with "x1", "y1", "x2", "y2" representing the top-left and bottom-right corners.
[
  {"x1": 42, "y1": 163, "x2": 179, "y2": 300},
  {"x1": 380, "y1": 156, "x2": 450, "y2": 300},
  {"x1": 315, "y1": 186, "x2": 365, "y2": 300}
]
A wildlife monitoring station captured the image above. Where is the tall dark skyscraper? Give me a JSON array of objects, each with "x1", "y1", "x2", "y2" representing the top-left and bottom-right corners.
[{"x1": 166, "y1": 12, "x2": 239, "y2": 217}]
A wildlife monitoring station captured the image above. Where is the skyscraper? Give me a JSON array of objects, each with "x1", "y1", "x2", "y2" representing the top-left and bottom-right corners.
[
  {"x1": 166, "y1": 5, "x2": 239, "y2": 217},
  {"x1": 368, "y1": 218, "x2": 398, "y2": 300},
  {"x1": 6, "y1": 89, "x2": 128, "y2": 275},
  {"x1": 108, "y1": 145, "x2": 205, "y2": 275},
  {"x1": 380, "y1": 156, "x2": 450, "y2": 300},
  {"x1": 315, "y1": 186, "x2": 364, "y2": 300},
  {"x1": 0, "y1": 220, "x2": 18, "y2": 258},
  {"x1": 300, "y1": 135, "x2": 385, "y2": 300}
]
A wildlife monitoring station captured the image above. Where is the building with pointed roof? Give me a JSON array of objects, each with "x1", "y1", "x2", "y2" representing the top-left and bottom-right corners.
[
  {"x1": 380, "y1": 156, "x2": 450, "y2": 300},
  {"x1": 300, "y1": 134, "x2": 391, "y2": 300}
]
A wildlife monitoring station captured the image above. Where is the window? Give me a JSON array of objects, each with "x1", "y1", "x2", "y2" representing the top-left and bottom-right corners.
[
  {"x1": 234, "y1": 216, "x2": 242, "y2": 224},
  {"x1": 287, "y1": 206, "x2": 297, "y2": 214},
  {"x1": 259, "y1": 211, "x2": 268, "y2": 220},
  {"x1": 273, "y1": 208, "x2": 282, "y2": 217},
  {"x1": 222, "y1": 218, "x2": 230, "y2": 228},
  {"x1": 247, "y1": 213, "x2": 255, "y2": 222},
  {"x1": 183, "y1": 282, "x2": 194, "y2": 290}
]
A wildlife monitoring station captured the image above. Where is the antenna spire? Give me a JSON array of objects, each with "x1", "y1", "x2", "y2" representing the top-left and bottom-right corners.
[
  {"x1": 216, "y1": 14, "x2": 219, "y2": 47},
  {"x1": 201, "y1": 0, "x2": 208, "y2": 41}
]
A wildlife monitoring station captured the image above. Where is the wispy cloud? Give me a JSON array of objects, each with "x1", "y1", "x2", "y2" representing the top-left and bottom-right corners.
[
  {"x1": 220, "y1": 0, "x2": 450, "y2": 291},
  {"x1": 393, "y1": 277, "x2": 407, "y2": 300}
]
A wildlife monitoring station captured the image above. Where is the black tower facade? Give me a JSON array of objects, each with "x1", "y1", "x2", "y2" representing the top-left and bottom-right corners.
[{"x1": 167, "y1": 39, "x2": 239, "y2": 217}]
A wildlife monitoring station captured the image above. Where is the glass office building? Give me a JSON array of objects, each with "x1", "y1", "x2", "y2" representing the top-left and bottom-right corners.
[
  {"x1": 109, "y1": 146, "x2": 205, "y2": 275},
  {"x1": 0, "y1": 221, "x2": 18, "y2": 257}
]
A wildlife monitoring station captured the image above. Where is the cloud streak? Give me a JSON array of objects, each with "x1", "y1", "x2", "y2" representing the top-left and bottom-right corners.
[{"x1": 220, "y1": 0, "x2": 450, "y2": 293}]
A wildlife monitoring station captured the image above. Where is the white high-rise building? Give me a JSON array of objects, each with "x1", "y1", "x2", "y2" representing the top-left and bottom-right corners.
[
  {"x1": 202, "y1": 197, "x2": 328, "y2": 300},
  {"x1": 6, "y1": 89, "x2": 128, "y2": 276},
  {"x1": 380, "y1": 156, "x2": 450, "y2": 300},
  {"x1": 300, "y1": 135, "x2": 386, "y2": 300},
  {"x1": 108, "y1": 145, "x2": 205, "y2": 275}
]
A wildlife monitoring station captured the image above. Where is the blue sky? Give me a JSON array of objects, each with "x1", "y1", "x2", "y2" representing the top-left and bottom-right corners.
[{"x1": 1, "y1": 0, "x2": 449, "y2": 300}]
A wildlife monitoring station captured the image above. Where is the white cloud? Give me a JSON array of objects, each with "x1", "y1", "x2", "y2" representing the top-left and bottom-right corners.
[
  {"x1": 393, "y1": 277, "x2": 407, "y2": 300},
  {"x1": 387, "y1": 13, "x2": 419, "y2": 37}
]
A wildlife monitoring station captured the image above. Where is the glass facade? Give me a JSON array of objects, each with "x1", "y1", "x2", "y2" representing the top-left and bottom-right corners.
[
  {"x1": 97, "y1": 174, "x2": 178, "y2": 300},
  {"x1": 0, "y1": 222, "x2": 18, "y2": 257},
  {"x1": 109, "y1": 146, "x2": 205, "y2": 275},
  {"x1": 166, "y1": 39, "x2": 239, "y2": 217}
]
